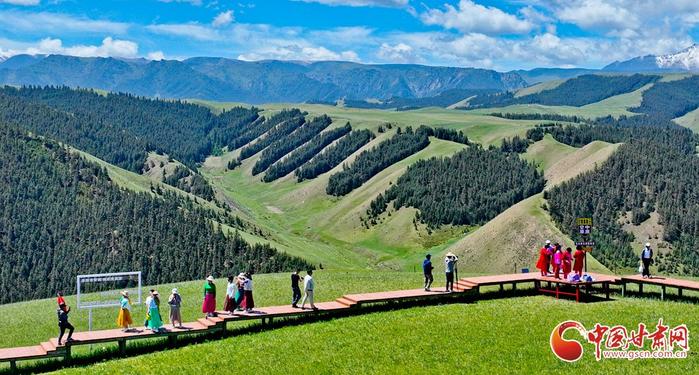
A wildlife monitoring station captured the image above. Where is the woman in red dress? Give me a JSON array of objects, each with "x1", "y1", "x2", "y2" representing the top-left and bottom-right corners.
[
  {"x1": 535, "y1": 240, "x2": 552, "y2": 276},
  {"x1": 573, "y1": 246, "x2": 585, "y2": 276},
  {"x1": 562, "y1": 247, "x2": 573, "y2": 279}
]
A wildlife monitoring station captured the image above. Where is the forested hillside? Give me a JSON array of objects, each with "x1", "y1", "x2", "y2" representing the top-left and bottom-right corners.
[
  {"x1": 295, "y1": 129, "x2": 375, "y2": 182},
  {"x1": 264, "y1": 123, "x2": 351, "y2": 182},
  {"x1": 326, "y1": 126, "x2": 431, "y2": 196},
  {"x1": 366, "y1": 146, "x2": 544, "y2": 227},
  {"x1": 0, "y1": 124, "x2": 311, "y2": 304},
  {"x1": 632, "y1": 75, "x2": 699, "y2": 118},
  {"x1": 533, "y1": 113, "x2": 699, "y2": 273},
  {"x1": 0, "y1": 86, "x2": 261, "y2": 171},
  {"x1": 467, "y1": 74, "x2": 658, "y2": 108}
]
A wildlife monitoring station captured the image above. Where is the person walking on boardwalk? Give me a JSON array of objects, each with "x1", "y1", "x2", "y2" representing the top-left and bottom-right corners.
[
  {"x1": 552, "y1": 244, "x2": 563, "y2": 279},
  {"x1": 291, "y1": 270, "x2": 302, "y2": 308},
  {"x1": 146, "y1": 290, "x2": 164, "y2": 332},
  {"x1": 536, "y1": 240, "x2": 552, "y2": 276},
  {"x1": 117, "y1": 290, "x2": 133, "y2": 332},
  {"x1": 57, "y1": 302, "x2": 74, "y2": 345},
  {"x1": 301, "y1": 270, "x2": 318, "y2": 310},
  {"x1": 640, "y1": 243, "x2": 654, "y2": 279},
  {"x1": 562, "y1": 247, "x2": 573, "y2": 279},
  {"x1": 168, "y1": 288, "x2": 183, "y2": 329},
  {"x1": 423, "y1": 254, "x2": 434, "y2": 291},
  {"x1": 242, "y1": 273, "x2": 255, "y2": 312},
  {"x1": 223, "y1": 276, "x2": 238, "y2": 314},
  {"x1": 202, "y1": 275, "x2": 217, "y2": 317},
  {"x1": 235, "y1": 273, "x2": 245, "y2": 311},
  {"x1": 144, "y1": 289, "x2": 154, "y2": 328},
  {"x1": 445, "y1": 252, "x2": 458, "y2": 292},
  {"x1": 573, "y1": 246, "x2": 585, "y2": 277}
]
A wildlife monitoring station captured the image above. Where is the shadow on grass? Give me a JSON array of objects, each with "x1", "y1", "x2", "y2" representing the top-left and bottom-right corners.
[{"x1": 5, "y1": 285, "x2": 693, "y2": 374}]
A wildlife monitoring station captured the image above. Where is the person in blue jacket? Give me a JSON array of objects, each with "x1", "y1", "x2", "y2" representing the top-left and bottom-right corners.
[{"x1": 423, "y1": 254, "x2": 434, "y2": 291}]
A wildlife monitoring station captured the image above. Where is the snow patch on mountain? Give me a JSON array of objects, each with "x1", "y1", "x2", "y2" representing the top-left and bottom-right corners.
[{"x1": 656, "y1": 44, "x2": 699, "y2": 70}]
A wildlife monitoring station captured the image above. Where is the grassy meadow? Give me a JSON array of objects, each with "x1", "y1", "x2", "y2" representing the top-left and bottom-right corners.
[{"x1": 51, "y1": 293, "x2": 699, "y2": 375}]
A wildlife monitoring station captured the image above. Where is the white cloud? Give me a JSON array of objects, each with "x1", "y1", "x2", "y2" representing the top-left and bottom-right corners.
[
  {"x1": 0, "y1": 0, "x2": 40, "y2": 5},
  {"x1": 420, "y1": 0, "x2": 533, "y2": 35},
  {"x1": 296, "y1": 0, "x2": 408, "y2": 8},
  {"x1": 377, "y1": 42, "x2": 416, "y2": 63},
  {"x1": 556, "y1": 0, "x2": 638, "y2": 30},
  {"x1": 212, "y1": 10, "x2": 234, "y2": 27},
  {"x1": 147, "y1": 23, "x2": 222, "y2": 41},
  {"x1": 0, "y1": 37, "x2": 138, "y2": 58},
  {"x1": 147, "y1": 51, "x2": 165, "y2": 61},
  {"x1": 239, "y1": 45, "x2": 359, "y2": 62},
  {"x1": 158, "y1": 0, "x2": 203, "y2": 6},
  {"x1": 0, "y1": 10, "x2": 129, "y2": 34}
]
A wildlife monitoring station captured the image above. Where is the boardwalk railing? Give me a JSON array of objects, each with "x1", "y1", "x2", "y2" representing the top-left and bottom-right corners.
[{"x1": 2, "y1": 272, "x2": 698, "y2": 372}]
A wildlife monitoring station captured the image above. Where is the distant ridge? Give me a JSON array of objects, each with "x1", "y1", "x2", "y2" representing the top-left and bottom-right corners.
[
  {"x1": 604, "y1": 45, "x2": 699, "y2": 72},
  {"x1": 0, "y1": 54, "x2": 527, "y2": 103}
]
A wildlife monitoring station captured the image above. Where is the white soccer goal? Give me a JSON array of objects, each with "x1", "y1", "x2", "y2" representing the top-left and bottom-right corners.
[{"x1": 76, "y1": 271, "x2": 142, "y2": 331}]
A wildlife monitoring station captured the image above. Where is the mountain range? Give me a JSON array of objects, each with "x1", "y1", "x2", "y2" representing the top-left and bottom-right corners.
[
  {"x1": 604, "y1": 44, "x2": 699, "y2": 72},
  {"x1": 0, "y1": 54, "x2": 526, "y2": 103},
  {"x1": 1, "y1": 45, "x2": 698, "y2": 103}
]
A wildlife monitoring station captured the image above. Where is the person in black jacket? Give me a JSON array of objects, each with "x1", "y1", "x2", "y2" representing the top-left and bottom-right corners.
[
  {"x1": 291, "y1": 270, "x2": 302, "y2": 308},
  {"x1": 640, "y1": 242, "x2": 654, "y2": 279},
  {"x1": 57, "y1": 303, "x2": 74, "y2": 345},
  {"x1": 423, "y1": 254, "x2": 434, "y2": 291}
]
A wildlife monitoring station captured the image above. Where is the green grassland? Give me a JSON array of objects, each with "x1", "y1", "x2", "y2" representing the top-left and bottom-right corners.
[
  {"x1": 196, "y1": 100, "x2": 623, "y2": 272},
  {"x1": 674, "y1": 108, "x2": 699, "y2": 133},
  {"x1": 0, "y1": 271, "x2": 423, "y2": 351},
  {"x1": 53, "y1": 294, "x2": 699, "y2": 375}
]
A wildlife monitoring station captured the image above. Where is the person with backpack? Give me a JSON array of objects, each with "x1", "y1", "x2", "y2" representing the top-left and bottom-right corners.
[
  {"x1": 423, "y1": 254, "x2": 434, "y2": 291},
  {"x1": 640, "y1": 243, "x2": 654, "y2": 278}
]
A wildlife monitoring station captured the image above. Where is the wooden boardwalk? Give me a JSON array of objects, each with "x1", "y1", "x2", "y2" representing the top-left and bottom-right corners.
[
  {"x1": 621, "y1": 274, "x2": 699, "y2": 299},
  {"x1": 0, "y1": 271, "x2": 694, "y2": 371}
]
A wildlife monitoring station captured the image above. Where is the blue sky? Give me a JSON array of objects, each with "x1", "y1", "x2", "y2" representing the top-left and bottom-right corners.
[{"x1": 0, "y1": 0, "x2": 698, "y2": 70}]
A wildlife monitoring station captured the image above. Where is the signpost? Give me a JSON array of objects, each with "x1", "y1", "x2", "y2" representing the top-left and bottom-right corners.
[{"x1": 575, "y1": 218, "x2": 593, "y2": 273}]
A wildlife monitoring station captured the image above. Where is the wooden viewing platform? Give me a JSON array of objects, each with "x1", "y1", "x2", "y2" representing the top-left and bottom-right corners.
[{"x1": 1, "y1": 271, "x2": 695, "y2": 371}]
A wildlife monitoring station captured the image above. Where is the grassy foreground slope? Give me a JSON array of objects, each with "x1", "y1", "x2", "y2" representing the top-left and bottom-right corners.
[
  {"x1": 55, "y1": 296, "x2": 698, "y2": 375},
  {"x1": 0, "y1": 271, "x2": 422, "y2": 350},
  {"x1": 444, "y1": 135, "x2": 620, "y2": 273}
]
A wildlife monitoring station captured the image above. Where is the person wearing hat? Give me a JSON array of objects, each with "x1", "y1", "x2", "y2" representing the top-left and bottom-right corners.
[
  {"x1": 117, "y1": 290, "x2": 133, "y2": 332},
  {"x1": 147, "y1": 290, "x2": 164, "y2": 332},
  {"x1": 536, "y1": 240, "x2": 552, "y2": 276},
  {"x1": 234, "y1": 273, "x2": 246, "y2": 311},
  {"x1": 202, "y1": 276, "x2": 217, "y2": 317},
  {"x1": 168, "y1": 288, "x2": 183, "y2": 328},
  {"x1": 57, "y1": 301, "x2": 74, "y2": 345},
  {"x1": 444, "y1": 252, "x2": 458, "y2": 292},
  {"x1": 423, "y1": 254, "x2": 434, "y2": 291},
  {"x1": 640, "y1": 243, "x2": 654, "y2": 279}
]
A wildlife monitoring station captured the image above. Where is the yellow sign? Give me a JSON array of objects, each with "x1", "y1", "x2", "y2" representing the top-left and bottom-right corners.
[{"x1": 576, "y1": 218, "x2": 593, "y2": 226}]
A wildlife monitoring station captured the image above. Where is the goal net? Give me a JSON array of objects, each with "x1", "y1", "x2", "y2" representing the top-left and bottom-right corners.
[{"x1": 76, "y1": 271, "x2": 142, "y2": 309}]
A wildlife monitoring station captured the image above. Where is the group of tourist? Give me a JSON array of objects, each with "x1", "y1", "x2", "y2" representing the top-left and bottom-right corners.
[
  {"x1": 422, "y1": 252, "x2": 459, "y2": 292},
  {"x1": 535, "y1": 240, "x2": 586, "y2": 280}
]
